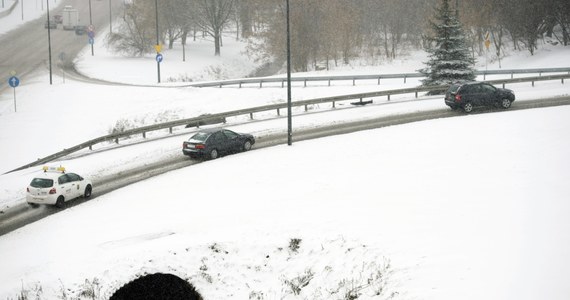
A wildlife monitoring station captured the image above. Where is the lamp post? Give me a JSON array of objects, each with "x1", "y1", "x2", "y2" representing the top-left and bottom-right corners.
[
  {"x1": 286, "y1": 0, "x2": 292, "y2": 145},
  {"x1": 88, "y1": 0, "x2": 94, "y2": 56},
  {"x1": 155, "y1": 0, "x2": 160, "y2": 83},
  {"x1": 46, "y1": 0, "x2": 53, "y2": 85}
]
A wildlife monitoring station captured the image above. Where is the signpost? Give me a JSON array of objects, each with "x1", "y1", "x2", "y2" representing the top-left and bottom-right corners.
[
  {"x1": 8, "y1": 75, "x2": 20, "y2": 112},
  {"x1": 87, "y1": 25, "x2": 95, "y2": 55},
  {"x1": 484, "y1": 31, "x2": 491, "y2": 71}
]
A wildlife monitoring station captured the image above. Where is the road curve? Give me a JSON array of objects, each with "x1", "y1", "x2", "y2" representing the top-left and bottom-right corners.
[
  {"x1": 0, "y1": 0, "x2": 122, "y2": 93},
  {"x1": 1, "y1": 95, "x2": 569, "y2": 236}
]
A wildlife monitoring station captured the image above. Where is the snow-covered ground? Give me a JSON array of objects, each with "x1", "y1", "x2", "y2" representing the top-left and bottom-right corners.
[
  {"x1": 1, "y1": 9, "x2": 570, "y2": 299},
  {"x1": 0, "y1": 0, "x2": 60, "y2": 35}
]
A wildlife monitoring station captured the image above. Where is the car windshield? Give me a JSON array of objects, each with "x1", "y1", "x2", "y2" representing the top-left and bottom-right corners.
[
  {"x1": 30, "y1": 178, "x2": 54, "y2": 188},
  {"x1": 189, "y1": 132, "x2": 210, "y2": 142}
]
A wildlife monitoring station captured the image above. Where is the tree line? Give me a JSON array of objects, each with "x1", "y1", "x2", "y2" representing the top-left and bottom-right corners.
[{"x1": 108, "y1": 0, "x2": 570, "y2": 72}]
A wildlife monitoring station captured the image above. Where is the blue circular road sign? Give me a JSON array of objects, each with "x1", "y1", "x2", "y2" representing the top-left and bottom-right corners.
[
  {"x1": 8, "y1": 76, "x2": 20, "y2": 88},
  {"x1": 156, "y1": 53, "x2": 163, "y2": 63}
]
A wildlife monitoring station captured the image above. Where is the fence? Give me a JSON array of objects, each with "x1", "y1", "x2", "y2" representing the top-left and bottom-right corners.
[
  {"x1": 7, "y1": 73, "x2": 569, "y2": 173},
  {"x1": 187, "y1": 67, "x2": 570, "y2": 88}
]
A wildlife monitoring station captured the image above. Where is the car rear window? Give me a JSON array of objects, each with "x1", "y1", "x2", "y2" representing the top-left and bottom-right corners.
[
  {"x1": 189, "y1": 132, "x2": 210, "y2": 142},
  {"x1": 30, "y1": 178, "x2": 54, "y2": 188},
  {"x1": 447, "y1": 84, "x2": 461, "y2": 93}
]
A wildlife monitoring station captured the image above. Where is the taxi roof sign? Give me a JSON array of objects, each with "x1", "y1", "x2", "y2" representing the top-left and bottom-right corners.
[{"x1": 43, "y1": 166, "x2": 66, "y2": 173}]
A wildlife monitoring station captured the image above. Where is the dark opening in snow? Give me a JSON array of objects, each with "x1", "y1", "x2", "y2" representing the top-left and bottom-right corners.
[{"x1": 109, "y1": 273, "x2": 203, "y2": 300}]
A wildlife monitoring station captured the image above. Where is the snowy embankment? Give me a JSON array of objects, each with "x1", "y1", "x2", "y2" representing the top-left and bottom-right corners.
[{"x1": 0, "y1": 25, "x2": 569, "y2": 299}]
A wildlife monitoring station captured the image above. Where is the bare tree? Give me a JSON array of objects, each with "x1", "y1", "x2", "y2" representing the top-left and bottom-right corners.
[{"x1": 194, "y1": 0, "x2": 236, "y2": 56}]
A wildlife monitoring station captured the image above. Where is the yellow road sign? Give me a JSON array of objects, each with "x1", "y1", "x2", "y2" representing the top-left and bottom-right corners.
[
  {"x1": 485, "y1": 39, "x2": 491, "y2": 49},
  {"x1": 154, "y1": 44, "x2": 162, "y2": 53}
]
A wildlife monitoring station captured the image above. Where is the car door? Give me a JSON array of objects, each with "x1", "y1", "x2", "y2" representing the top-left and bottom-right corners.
[
  {"x1": 58, "y1": 174, "x2": 75, "y2": 200},
  {"x1": 66, "y1": 173, "x2": 83, "y2": 198},
  {"x1": 480, "y1": 83, "x2": 498, "y2": 105},
  {"x1": 210, "y1": 131, "x2": 228, "y2": 154},
  {"x1": 222, "y1": 130, "x2": 242, "y2": 152}
]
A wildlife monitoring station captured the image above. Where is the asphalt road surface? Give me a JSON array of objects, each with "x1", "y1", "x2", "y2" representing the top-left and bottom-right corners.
[
  {"x1": 1, "y1": 95, "x2": 569, "y2": 236},
  {"x1": 0, "y1": 0, "x2": 122, "y2": 93}
]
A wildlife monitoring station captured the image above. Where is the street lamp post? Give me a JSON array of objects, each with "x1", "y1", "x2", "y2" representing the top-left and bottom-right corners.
[
  {"x1": 286, "y1": 0, "x2": 292, "y2": 145},
  {"x1": 155, "y1": 0, "x2": 160, "y2": 83},
  {"x1": 89, "y1": 0, "x2": 94, "y2": 56},
  {"x1": 46, "y1": 0, "x2": 53, "y2": 85}
]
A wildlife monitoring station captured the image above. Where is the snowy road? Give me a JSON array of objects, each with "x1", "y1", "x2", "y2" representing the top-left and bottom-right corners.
[{"x1": 2, "y1": 95, "x2": 569, "y2": 236}]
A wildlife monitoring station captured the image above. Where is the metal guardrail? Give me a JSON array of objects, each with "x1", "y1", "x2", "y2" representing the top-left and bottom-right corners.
[
  {"x1": 7, "y1": 73, "x2": 569, "y2": 173},
  {"x1": 187, "y1": 67, "x2": 570, "y2": 88}
]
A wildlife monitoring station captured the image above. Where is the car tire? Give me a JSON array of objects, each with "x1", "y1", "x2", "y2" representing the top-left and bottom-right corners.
[
  {"x1": 463, "y1": 102, "x2": 474, "y2": 113},
  {"x1": 500, "y1": 98, "x2": 512, "y2": 109},
  {"x1": 84, "y1": 185, "x2": 92, "y2": 198},
  {"x1": 243, "y1": 140, "x2": 252, "y2": 152},
  {"x1": 55, "y1": 196, "x2": 65, "y2": 208},
  {"x1": 209, "y1": 149, "x2": 219, "y2": 160}
]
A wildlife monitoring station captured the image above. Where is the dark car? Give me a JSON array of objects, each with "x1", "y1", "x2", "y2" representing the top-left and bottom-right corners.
[
  {"x1": 75, "y1": 25, "x2": 87, "y2": 35},
  {"x1": 54, "y1": 14, "x2": 63, "y2": 24},
  {"x1": 182, "y1": 129, "x2": 255, "y2": 159},
  {"x1": 44, "y1": 19, "x2": 57, "y2": 29},
  {"x1": 445, "y1": 82, "x2": 515, "y2": 113}
]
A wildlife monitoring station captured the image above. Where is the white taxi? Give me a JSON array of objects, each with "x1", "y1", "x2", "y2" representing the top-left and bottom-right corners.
[{"x1": 26, "y1": 166, "x2": 93, "y2": 208}]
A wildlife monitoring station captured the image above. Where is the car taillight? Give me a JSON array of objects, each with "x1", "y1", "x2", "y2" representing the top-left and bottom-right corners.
[
  {"x1": 455, "y1": 94, "x2": 462, "y2": 102},
  {"x1": 49, "y1": 188, "x2": 57, "y2": 194},
  {"x1": 195, "y1": 144, "x2": 205, "y2": 149}
]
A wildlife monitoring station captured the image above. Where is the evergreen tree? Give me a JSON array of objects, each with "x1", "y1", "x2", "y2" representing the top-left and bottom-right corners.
[{"x1": 420, "y1": 0, "x2": 476, "y2": 91}]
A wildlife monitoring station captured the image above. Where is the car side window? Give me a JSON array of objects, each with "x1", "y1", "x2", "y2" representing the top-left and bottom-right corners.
[
  {"x1": 58, "y1": 175, "x2": 69, "y2": 185},
  {"x1": 67, "y1": 173, "x2": 81, "y2": 182},
  {"x1": 213, "y1": 132, "x2": 226, "y2": 143},
  {"x1": 481, "y1": 84, "x2": 496, "y2": 93},
  {"x1": 460, "y1": 85, "x2": 473, "y2": 94},
  {"x1": 223, "y1": 130, "x2": 238, "y2": 139}
]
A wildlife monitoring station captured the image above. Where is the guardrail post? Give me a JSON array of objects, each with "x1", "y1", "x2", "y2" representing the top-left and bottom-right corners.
[
  {"x1": 169, "y1": 127, "x2": 173, "y2": 134},
  {"x1": 304, "y1": 79, "x2": 307, "y2": 87},
  {"x1": 353, "y1": 79, "x2": 356, "y2": 86},
  {"x1": 328, "y1": 80, "x2": 331, "y2": 86},
  {"x1": 282, "y1": 81, "x2": 285, "y2": 88},
  {"x1": 260, "y1": 81, "x2": 263, "y2": 88},
  {"x1": 415, "y1": 91, "x2": 418, "y2": 98},
  {"x1": 404, "y1": 75, "x2": 407, "y2": 84},
  {"x1": 250, "y1": 113, "x2": 254, "y2": 119},
  {"x1": 115, "y1": 138, "x2": 119, "y2": 144},
  {"x1": 219, "y1": 83, "x2": 222, "y2": 88},
  {"x1": 378, "y1": 78, "x2": 381, "y2": 85},
  {"x1": 89, "y1": 145, "x2": 93, "y2": 151},
  {"x1": 387, "y1": 95, "x2": 391, "y2": 101},
  {"x1": 143, "y1": 132, "x2": 146, "y2": 138},
  {"x1": 277, "y1": 108, "x2": 280, "y2": 116},
  {"x1": 532, "y1": 81, "x2": 535, "y2": 87},
  {"x1": 511, "y1": 72, "x2": 514, "y2": 79},
  {"x1": 333, "y1": 101, "x2": 336, "y2": 108},
  {"x1": 562, "y1": 78, "x2": 565, "y2": 84},
  {"x1": 305, "y1": 105, "x2": 308, "y2": 111},
  {"x1": 239, "y1": 82, "x2": 242, "y2": 88},
  {"x1": 483, "y1": 74, "x2": 486, "y2": 80},
  {"x1": 502, "y1": 83, "x2": 505, "y2": 88}
]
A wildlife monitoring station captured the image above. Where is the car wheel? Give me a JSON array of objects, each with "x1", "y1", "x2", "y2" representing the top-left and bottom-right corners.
[
  {"x1": 209, "y1": 149, "x2": 219, "y2": 160},
  {"x1": 500, "y1": 98, "x2": 512, "y2": 109},
  {"x1": 55, "y1": 196, "x2": 65, "y2": 208},
  {"x1": 463, "y1": 102, "x2": 474, "y2": 113},
  {"x1": 243, "y1": 140, "x2": 252, "y2": 152},
  {"x1": 84, "y1": 185, "x2": 92, "y2": 198}
]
